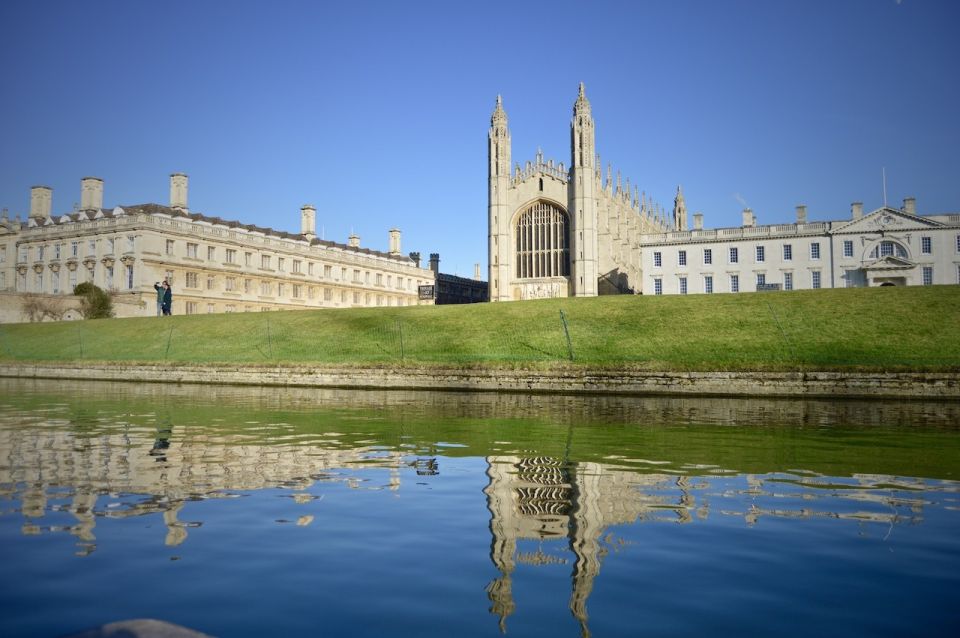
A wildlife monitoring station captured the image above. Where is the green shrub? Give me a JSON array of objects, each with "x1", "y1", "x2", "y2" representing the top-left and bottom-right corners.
[{"x1": 73, "y1": 282, "x2": 114, "y2": 319}]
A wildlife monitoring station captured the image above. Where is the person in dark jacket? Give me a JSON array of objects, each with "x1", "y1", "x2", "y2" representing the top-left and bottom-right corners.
[
  {"x1": 161, "y1": 281, "x2": 172, "y2": 316},
  {"x1": 153, "y1": 281, "x2": 165, "y2": 316}
]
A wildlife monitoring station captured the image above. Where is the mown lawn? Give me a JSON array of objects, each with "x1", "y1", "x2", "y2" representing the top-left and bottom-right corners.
[{"x1": 1, "y1": 285, "x2": 958, "y2": 371}]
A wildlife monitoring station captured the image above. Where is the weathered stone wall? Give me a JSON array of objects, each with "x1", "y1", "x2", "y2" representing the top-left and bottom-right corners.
[{"x1": 0, "y1": 362, "x2": 956, "y2": 399}]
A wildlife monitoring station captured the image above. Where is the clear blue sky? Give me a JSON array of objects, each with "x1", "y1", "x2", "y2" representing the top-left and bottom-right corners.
[{"x1": 1, "y1": 0, "x2": 958, "y2": 277}]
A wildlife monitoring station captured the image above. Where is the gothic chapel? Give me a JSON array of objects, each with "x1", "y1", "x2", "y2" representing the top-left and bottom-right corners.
[{"x1": 488, "y1": 83, "x2": 674, "y2": 301}]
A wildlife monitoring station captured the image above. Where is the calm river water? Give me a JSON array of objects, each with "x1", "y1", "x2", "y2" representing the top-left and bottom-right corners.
[{"x1": 0, "y1": 378, "x2": 958, "y2": 637}]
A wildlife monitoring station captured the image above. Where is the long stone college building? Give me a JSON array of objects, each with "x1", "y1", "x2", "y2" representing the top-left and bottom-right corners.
[
  {"x1": 0, "y1": 174, "x2": 436, "y2": 321},
  {"x1": 488, "y1": 85, "x2": 960, "y2": 299}
]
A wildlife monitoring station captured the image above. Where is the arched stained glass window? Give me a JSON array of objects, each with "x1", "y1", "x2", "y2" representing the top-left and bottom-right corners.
[{"x1": 515, "y1": 201, "x2": 570, "y2": 279}]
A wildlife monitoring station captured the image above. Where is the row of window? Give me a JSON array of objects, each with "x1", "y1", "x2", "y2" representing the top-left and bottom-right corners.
[
  {"x1": 166, "y1": 239, "x2": 414, "y2": 291},
  {"x1": 181, "y1": 292, "x2": 410, "y2": 314},
  {"x1": 179, "y1": 271, "x2": 423, "y2": 302},
  {"x1": 652, "y1": 236, "x2": 949, "y2": 269},
  {"x1": 17, "y1": 236, "x2": 136, "y2": 263},
  {"x1": 18, "y1": 263, "x2": 135, "y2": 294},
  {"x1": 652, "y1": 266, "x2": 945, "y2": 295},
  {"x1": 655, "y1": 271, "x2": 822, "y2": 295}
]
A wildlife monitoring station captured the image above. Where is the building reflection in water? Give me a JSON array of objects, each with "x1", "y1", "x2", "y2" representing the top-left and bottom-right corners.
[
  {"x1": 0, "y1": 417, "x2": 410, "y2": 555},
  {"x1": 481, "y1": 452, "x2": 937, "y2": 637},
  {"x1": 0, "y1": 378, "x2": 955, "y2": 635}
]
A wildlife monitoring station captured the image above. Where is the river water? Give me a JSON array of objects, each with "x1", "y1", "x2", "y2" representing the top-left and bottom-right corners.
[{"x1": 0, "y1": 378, "x2": 958, "y2": 637}]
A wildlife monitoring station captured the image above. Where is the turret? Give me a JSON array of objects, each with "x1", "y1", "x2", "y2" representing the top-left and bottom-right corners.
[
  {"x1": 429, "y1": 253, "x2": 440, "y2": 274},
  {"x1": 30, "y1": 186, "x2": 53, "y2": 219},
  {"x1": 170, "y1": 173, "x2": 189, "y2": 211},
  {"x1": 673, "y1": 185, "x2": 687, "y2": 231},
  {"x1": 569, "y1": 82, "x2": 598, "y2": 296},
  {"x1": 488, "y1": 94, "x2": 513, "y2": 301},
  {"x1": 80, "y1": 177, "x2": 103, "y2": 211},
  {"x1": 300, "y1": 205, "x2": 316, "y2": 241},
  {"x1": 851, "y1": 202, "x2": 863, "y2": 220},
  {"x1": 388, "y1": 229, "x2": 401, "y2": 255}
]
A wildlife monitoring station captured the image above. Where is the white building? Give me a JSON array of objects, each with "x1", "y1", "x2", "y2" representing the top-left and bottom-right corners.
[
  {"x1": 641, "y1": 201, "x2": 960, "y2": 295},
  {"x1": 489, "y1": 85, "x2": 960, "y2": 299},
  {"x1": 0, "y1": 174, "x2": 436, "y2": 322}
]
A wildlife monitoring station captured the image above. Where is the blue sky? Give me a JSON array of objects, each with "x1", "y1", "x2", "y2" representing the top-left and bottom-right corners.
[{"x1": 1, "y1": 0, "x2": 957, "y2": 277}]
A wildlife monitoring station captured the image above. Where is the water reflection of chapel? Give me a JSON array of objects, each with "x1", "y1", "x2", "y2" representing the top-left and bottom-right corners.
[{"x1": 484, "y1": 455, "x2": 665, "y2": 637}]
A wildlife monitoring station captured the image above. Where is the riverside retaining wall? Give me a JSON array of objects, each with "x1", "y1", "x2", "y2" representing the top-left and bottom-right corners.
[{"x1": 0, "y1": 363, "x2": 957, "y2": 399}]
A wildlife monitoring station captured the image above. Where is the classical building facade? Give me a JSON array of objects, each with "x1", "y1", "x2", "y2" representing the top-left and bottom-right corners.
[
  {"x1": 0, "y1": 174, "x2": 436, "y2": 321},
  {"x1": 489, "y1": 85, "x2": 960, "y2": 299},
  {"x1": 641, "y1": 201, "x2": 960, "y2": 295}
]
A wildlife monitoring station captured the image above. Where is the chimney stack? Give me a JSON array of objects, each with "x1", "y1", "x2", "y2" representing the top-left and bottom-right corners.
[
  {"x1": 429, "y1": 253, "x2": 440, "y2": 274},
  {"x1": 474, "y1": 263, "x2": 481, "y2": 280},
  {"x1": 795, "y1": 205, "x2": 807, "y2": 225},
  {"x1": 170, "y1": 173, "x2": 189, "y2": 210},
  {"x1": 300, "y1": 205, "x2": 316, "y2": 241},
  {"x1": 80, "y1": 177, "x2": 103, "y2": 210},
  {"x1": 409, "y1": 252, "x2": 421, "y2": 268},
  {"x1": 742, "y1": 208, "x2": 754, "y2": 227},
  {"x1": 693, "y1": 212, "x2": 703, "y2": 231},
  {"x1": 851, "y1": 202, "x2": 863, "y2": 220},
  {"x1": 388, "y1": 229, "x2": 401, "y2": 255},
  {"x1": 348, "y1": 233, "x2": 360, "y2": 248},
  {"x1": 903, "y1": 197, "x2": 916, "y2": 215},
  {"x1": 30, "y1": 185, "x2": 53, "y2": 219}
]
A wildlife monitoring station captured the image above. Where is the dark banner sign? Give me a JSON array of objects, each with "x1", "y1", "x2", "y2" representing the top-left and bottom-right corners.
[{"x1": 418, "y1": 285, "x2": 435, "y2": 300}]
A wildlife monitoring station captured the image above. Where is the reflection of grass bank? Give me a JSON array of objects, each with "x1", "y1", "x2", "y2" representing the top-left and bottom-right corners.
[
  {"x1": 4, "y1": 377, "x2": 960, "y2": 480},
  {"x1": 0, "y1": 286, "x2": 958, "y2": 371}
]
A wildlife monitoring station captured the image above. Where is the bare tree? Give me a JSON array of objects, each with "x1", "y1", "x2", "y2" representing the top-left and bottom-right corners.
[{"x1": 22, "y1": 294, "x2": 68, "y2": 322}]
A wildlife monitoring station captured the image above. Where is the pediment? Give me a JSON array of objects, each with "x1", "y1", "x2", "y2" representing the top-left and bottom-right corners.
[
  {"x1": 863, "y1": 254, "x2": 916, "y2": 270},
  {"x1": 833, "y1": 207, "x2": 945, "y2": 234}
]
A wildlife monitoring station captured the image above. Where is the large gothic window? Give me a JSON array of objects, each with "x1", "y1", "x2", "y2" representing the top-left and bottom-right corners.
[{"x1": 515, "y1": 201, "x2": 570, "y2": 279}]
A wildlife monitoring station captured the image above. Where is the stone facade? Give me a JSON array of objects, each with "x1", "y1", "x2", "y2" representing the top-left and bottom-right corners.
[
  {"x1": 488, "y1": 85, "x2": 672, "y2": 301},
  {"x1": 642, "y1": 202, "x2": 960, "y2": 295},
  {"x1": 489, "y1": 85, "x2": 960, "y2": 299},
  {"x1": 0, "y1": 174, "x2": 436, "y2": 322}
]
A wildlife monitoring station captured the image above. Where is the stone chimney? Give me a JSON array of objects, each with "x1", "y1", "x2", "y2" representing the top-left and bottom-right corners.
[
  {"x1": 851, "y1": 202, "x2": 863, "y2": 220},
  {"x1": 388, "y1": 229, "x2": 401, "y2": 255},
  {"x1": 429, "y1": 253, "x2": 440, "y2": 274},
  {"x1": 903, "y1": 197, "x2": 916, "y2": 215},
  {"x1": 348, "y1": 233, "x2": 360, "y2": 248},
  {"x1": 409, "y1": 251, "x2": 421, "y2": 268},
  {"x1": 30, "y1": 185, "x2": 53, "y2": 219},
  {"x1": 80, "y1": 177, "x2": 103, "y2": 210},
  {"x1": 742, "y1": 208, "x2": 754, "y2": 227},
  {"x1": 474, "y1": 263, "x2": 481, "y2": 280},
  {"x1": 693, "y1": 213, "x2": 703, "y2": 231},
  {"x1": 795, "y1": 205, "x2": 807, "y2": 225},
  {"x1": 300, "y1": 205, "x2": 316, "y2": 240},
  {"x1": 170, "y1": 173, "x2": 189, "y2": 210}
]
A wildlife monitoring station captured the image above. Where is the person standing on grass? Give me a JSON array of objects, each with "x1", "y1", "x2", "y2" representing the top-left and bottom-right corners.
[
  {"x1": 153, "y1": 281, "x2": 165, "y2": 316},
  {"x1": 161, "y1": 281, "x2": 173, "y2": 316}
]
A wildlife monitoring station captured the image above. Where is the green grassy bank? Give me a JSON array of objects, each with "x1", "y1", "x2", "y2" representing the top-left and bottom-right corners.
[{"x1": 1, "y1": 286, "x2": 958, "y2": 371}]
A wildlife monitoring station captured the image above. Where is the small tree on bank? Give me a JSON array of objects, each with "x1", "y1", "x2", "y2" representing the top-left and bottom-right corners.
[{"x1": 73, "y1": 282, "x2": 114, "y2": 319}]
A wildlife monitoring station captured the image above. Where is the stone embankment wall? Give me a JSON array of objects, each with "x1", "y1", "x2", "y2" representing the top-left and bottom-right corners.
[{"x1": 0, "y1": 363, "x2": 957, "y2": 399}]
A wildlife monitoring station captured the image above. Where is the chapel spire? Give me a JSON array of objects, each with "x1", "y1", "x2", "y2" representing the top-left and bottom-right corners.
[{"x1": 673, "y1": 185, "x2": 688, "y2": 231}]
